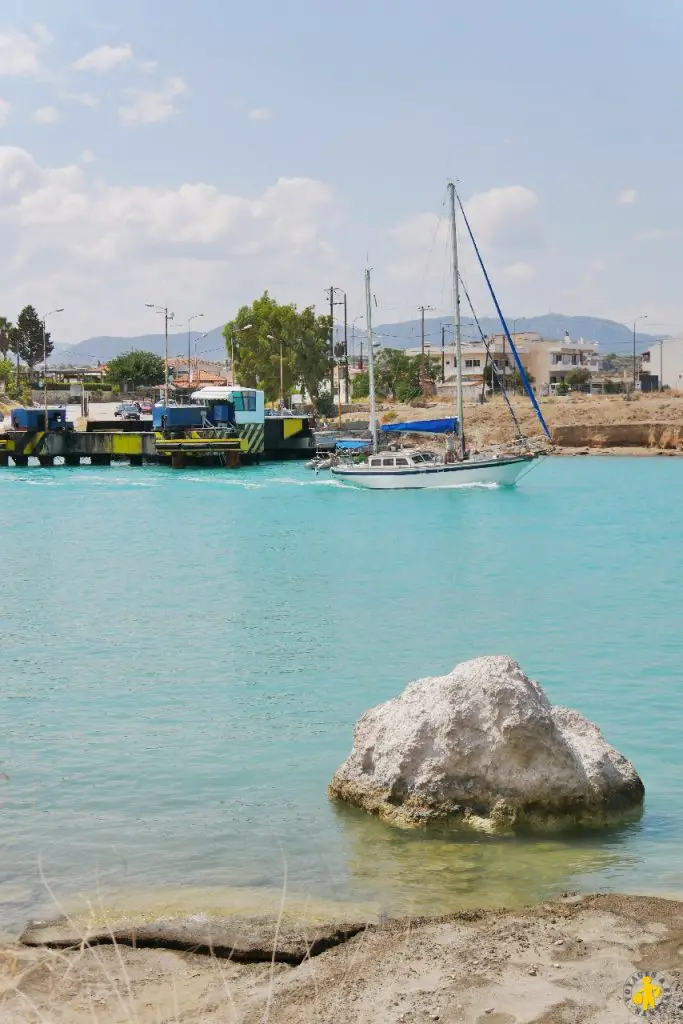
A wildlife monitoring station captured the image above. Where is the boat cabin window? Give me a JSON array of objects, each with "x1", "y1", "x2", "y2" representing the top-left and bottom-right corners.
[
  {"x1": 395, "y1": 457, "x2": 409, "y2": 466},
  {"x1": 369, "y1": 458, "x2": 382, "y2": 467},
  {"x1": 411, "y1": 453, "x2": 424, "y2": 463},
  {"x1": 421, "y1": 452, "x2": 436, "y2": 463},
  {"x1": 382, "y1": 458, "x2": 395, "y2": 467},
  {"x1": 231, "y1": 390, "x2": 257, "y2": 412}
]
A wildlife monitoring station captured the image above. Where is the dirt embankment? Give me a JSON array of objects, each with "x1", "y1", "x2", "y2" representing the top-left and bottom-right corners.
[
  {"x1": 348, "y1": 392, "x2": 683, "y2": 452},
  {"x1": 2, "y1": 893, "x2": 682, "y2": 1022}
]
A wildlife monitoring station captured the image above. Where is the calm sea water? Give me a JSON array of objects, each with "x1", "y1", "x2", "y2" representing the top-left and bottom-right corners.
[{"x1": 1, "y1": 456, "x2": 682, "y2": 933}]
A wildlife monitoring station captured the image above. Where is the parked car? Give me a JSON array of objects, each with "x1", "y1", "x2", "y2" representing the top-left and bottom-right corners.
[
  {"x1": 114, "y1": 403, "x2": 141, "y2": 420},
  {"x1": 138, "y1": 401, "x2": 153, "y2": 414}
]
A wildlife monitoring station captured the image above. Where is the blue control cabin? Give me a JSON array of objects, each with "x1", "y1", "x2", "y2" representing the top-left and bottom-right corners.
[{"x1": 11, "y1": 407, "x2": 73, "y2": 431}]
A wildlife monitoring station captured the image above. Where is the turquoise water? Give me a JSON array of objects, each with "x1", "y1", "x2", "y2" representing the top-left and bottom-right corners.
[{"x1": 1, "y1": 457, "x2": 682, "y2": 932}]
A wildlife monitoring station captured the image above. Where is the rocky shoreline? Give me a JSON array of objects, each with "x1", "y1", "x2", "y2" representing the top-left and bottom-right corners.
[{"x1": 2, "y1": 893, "x2": 682, "y2": 1022}]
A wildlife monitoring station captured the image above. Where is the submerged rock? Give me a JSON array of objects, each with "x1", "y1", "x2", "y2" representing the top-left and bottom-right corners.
[
  {"x1": 21, "y1": 911, "x2": 367, "y2": 964},
  {"x1": 329, "y1": 655, "x2": 644, "y2": 833}
]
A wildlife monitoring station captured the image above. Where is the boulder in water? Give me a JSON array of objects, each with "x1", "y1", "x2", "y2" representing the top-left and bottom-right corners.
[{"x1": 328, "y1": 656, "x2": 644, "y2": 833}]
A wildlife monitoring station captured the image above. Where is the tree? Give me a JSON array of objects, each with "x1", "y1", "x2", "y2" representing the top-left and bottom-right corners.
[
  {"x1": 0, "y1": 357, "x2": 13, "y2": 387},
  {"x1": 106, "y1": 350, "x2": 166, "y2": 389},
  {"x1": 566, "y1": 368, "x2": 591, "y2": 390},
  {"x1": 224, "y1": 292, "x2": 332, "y2": 408},
  {"x1": 352, "y1": 372, "x2": 370, "y2": 399},
  {"x1": 0, "y1": 317, "x2": 12, "y2": 359},
  {"x1": 11, "y1": 305, "x2": 49, "y2": 380}
]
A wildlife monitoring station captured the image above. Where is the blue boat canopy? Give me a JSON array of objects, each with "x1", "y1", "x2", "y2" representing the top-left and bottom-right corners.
[
  {"x1": 380, "y1": 417, "x2": 458, "y2": 435},
  {"x1": 336, "y1": 438, "x2": 371, "y2": 450}
]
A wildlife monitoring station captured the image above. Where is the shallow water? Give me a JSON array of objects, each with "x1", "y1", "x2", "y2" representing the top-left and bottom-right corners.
[{"x1": 1, "y1": 457, "x2": 682, "y2": 933}]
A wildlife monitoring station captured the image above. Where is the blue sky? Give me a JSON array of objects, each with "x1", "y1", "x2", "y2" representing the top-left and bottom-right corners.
[{"x1": 0, "y1": 0, "x2": 682, "y2": 343}]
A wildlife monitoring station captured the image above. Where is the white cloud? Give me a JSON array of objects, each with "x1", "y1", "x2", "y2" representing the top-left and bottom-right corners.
[
  {"x1": 119, "y1": 76, "x2": 187, "y2": 125},
  {"x1": 248, "y1": 107, "x2": 272, "y2": 121},
  {"x1": 464, "y1": 185, "x2": 539, "y2": 249},
  {"x1": 72, "y1": 43, "x2": 133, "y2": 73},
  {"x1": 501, "y1": 261, "x2": 535, "y2": 282},
  {"x1": 138, "y1": 59, "x2": 158, "y2": 74},
  {"x1": 63, "y1": 91, "x2": 100, "y2": 108},
  {"x1": 0, "y1": 98, "x2": 10, "y2": 125},
  {"x1": 618, "y1": 188, "x2": 637, "y2": 205},
  {"x1": 383, "y1": 185, "x2": 542, "y2": 319},
  {"x1": 32, "y1": 105, "x2": 60, "y2": 124},
  {"x1": 637, "y1": 228, "x2": 672, "y2": 241},
  {"x1": 0, "y1": 26, "x2": 48, "y2": 76},
  {"x1": 0, "y1": 145, "x2": 341, "y2": 339},
  {"x1": 80, "y1": 149, "x2": 96, "y2": 164}
]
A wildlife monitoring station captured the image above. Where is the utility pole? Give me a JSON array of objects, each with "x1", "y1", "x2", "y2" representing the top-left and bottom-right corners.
[
  {"x1": 325, "y1": 287, "x2": 346, "y2": 406},
  {"x1": 441, "y1": 324, "x2": 445, "y2": 383},
  {"x1": 188, "y1": 313, "x2": 204, "y2": 386},
  {"x1": 146, "y1": 304, "x2": 174, "y2": 406},
  {"x1": 633, "y1": 315, "x2": 647, "y2": 389},
  {"x1": 418, "y1": 304, "x2": 434, "y2": 396},
  {"x1": 343, "y1": 291, "x2": 349, "y2": 404},
  {"x1": 41, "y1": 308, "x2": 64, "y2": 429}
]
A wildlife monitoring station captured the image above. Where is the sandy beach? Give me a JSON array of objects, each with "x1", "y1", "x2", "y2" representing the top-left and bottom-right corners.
[{"x1": 2, "y1": 893, "x2": 681, "y2": 1022}]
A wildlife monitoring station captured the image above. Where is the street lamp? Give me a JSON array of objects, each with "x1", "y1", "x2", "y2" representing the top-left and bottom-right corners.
[
  {"x1": 146, "y1": 304, "x2": 174, "y2": 405},
  {"x1": 633, "y1": 314, "x2": 648, "y2": 388},
  {"x1": 187, "y1": 313, "x2": 204, "y2": 384},
  {"x1": 42, "y1": 308, "x2": 64, "y2": 429}
]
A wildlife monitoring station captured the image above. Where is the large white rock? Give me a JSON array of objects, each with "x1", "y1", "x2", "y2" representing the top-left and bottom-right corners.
[{"x1": 329, "y1": 656, "x2": 644, "y2": 833}]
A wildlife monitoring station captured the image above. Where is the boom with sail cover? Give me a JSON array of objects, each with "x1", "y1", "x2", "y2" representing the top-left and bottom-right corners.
[{"x1": 380, "y1": 417, "x2": 458, "y2": 435}]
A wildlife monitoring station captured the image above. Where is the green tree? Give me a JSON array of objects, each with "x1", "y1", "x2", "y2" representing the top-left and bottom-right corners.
[
  {"x1": 106, "y1": 350, "x2": 166, "y2": 389},
  {"x1": 566, "y1": 368, "x2": 591, "y2": 389},
  {"x1": 352, "y1": 372, "x2": 370, "y2": 399},
  {"x1": 0, "y1": 317, "x2": 12, "y2": 359},
  {"x1": 11, "y1": 305, "x2": 49, "y2": 380},
  {"x1": 374, "y1": 348, "x2": 412, "y2": 398},
  {"x1": 0, "y1": 357, "x2": 13, "y2": 387},
  {"x1": 224, "y1": 291, "x2": 332, "y2": 408}
]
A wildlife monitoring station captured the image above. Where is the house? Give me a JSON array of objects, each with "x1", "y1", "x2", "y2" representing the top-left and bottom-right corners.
[
  {"x1": 641, "y1": 337, "x2": 679, "y2": 390},
  {"x1": 525, "y1": 333, "x2": 599, "y2": 393}
]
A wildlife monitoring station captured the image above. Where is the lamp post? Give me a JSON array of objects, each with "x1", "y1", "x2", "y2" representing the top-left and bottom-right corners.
[
  {"x1": 632, "y1": 315, "x2": 648, "y2": 389},
  {"x1": 42, "y1": 308, "x2": 64, "y2": 429},
  {"x1": 146, "y1": 304, "x2": 174, "y2": 405},
  {"x1": 187, "y1": 313, "x2": 204, "y2": 385}
]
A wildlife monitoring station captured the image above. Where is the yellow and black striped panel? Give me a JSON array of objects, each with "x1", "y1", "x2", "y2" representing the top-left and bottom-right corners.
[
  {"x1": 238, "y1": 424, "x2": 265, "y2": 453},
  {"x1": 4, "y1": 431, "x2": 46, "y2": 456}
]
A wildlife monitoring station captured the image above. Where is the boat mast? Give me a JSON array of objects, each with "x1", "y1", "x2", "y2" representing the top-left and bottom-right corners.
[
  {"x1": 448, "y1": 182, "x2": 465, "y2": 458},
  {"x1": 365, "y1": 267, "x2": 378, "y2": 453}
]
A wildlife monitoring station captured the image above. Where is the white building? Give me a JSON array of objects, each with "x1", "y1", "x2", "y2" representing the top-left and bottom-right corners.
[{"x1": 640, "y1": 337, "x2": 681, "y2": 390}]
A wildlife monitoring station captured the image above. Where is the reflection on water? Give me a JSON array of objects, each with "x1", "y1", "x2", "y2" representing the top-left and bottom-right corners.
[{"x1": 333, "y1": 804, "x2": 639, "y2": 915}]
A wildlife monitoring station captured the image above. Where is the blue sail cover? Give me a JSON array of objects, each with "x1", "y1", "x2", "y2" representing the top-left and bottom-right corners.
[
  {"x1": 380, "y1": 417, "x2": 458, "y2": 435},
  {"x1": 336, "y1": 439, "x2": 371, "y2": 450}
]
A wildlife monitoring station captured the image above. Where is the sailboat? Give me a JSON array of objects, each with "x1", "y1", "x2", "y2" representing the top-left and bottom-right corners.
[{"x1": 330, "y1": 182, "x2": 551, "y2": 490}]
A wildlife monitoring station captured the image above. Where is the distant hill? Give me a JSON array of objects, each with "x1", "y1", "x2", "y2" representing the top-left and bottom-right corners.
[
  {"x1": 372, "y1": 314, "x2": 662, "y2": 353},
  {"x1": 50, "y1": 327, "x2": 226, "y2": 366},
  {"x1": 50, "y1": 314, "x2": 662, "y2": 366}
]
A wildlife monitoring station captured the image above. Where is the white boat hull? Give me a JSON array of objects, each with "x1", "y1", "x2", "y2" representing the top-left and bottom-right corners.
[{"x1": 330, "y1": 454, "x2": 535, "y2": 490}]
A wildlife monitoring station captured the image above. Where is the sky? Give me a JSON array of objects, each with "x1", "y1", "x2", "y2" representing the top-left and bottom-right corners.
[{"x1": 1, "y1": 0, "x2": 682, "y2": 345}]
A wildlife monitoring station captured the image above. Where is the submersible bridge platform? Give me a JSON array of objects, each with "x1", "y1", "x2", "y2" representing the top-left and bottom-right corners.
[{"x1": 0, "y1": 397, "x2": 316, "y2": 470}]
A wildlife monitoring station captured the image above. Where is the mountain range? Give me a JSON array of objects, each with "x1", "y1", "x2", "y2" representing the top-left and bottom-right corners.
[{"x1": 50, "y1": 314, "x2": 663, "y2": 367}]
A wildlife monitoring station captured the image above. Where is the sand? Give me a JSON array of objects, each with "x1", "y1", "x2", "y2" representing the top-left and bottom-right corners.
[{"x1": 2, "y1": 893, "x2": 682, "y2": 1022}]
